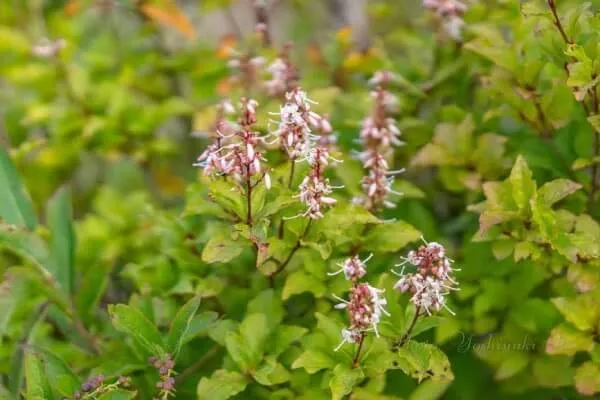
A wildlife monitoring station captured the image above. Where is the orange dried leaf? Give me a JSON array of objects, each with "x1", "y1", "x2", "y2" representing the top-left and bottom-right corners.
[
  {"x1": 307, "y1": 42, "x2": 325, "y2": 65},
  {"x1": 336, "y1": 26, "x2": 353, "y2": 47},
  {"x1": 216, "y1": 34, "x2": 237, "y2": 60},
  {"x1": 140, "y1": 1, "x2": 196, "y2": 39},
  {"x1": 64, "y1": 0, "x2": 81, "y2": 16},
  {"x1": 217, "y1": 78, "x2": 232, "y2": 96}
]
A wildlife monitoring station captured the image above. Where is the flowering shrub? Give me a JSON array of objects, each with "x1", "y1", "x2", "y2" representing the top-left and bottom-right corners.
[{"x1": 1, "y1": 0, "x2": 600, "y2": 399}]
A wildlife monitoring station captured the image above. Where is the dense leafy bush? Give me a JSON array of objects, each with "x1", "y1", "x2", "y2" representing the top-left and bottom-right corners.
[{"x1": 1, "y1": 0, "x2": 600, "y2": 399}]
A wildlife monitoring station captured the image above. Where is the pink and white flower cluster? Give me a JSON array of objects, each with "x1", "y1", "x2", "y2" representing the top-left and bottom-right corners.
[
  {"x1": 32, "y1": 38, "x2": 66, "y2": 58},
  {"x1": 294, "y1": 147, "x2": 338, "y2": 219},
  {"x1": 328, "y1": 254, "x2": 372, "y2": 281},
  {"x1": 264, "y1": 45, "x2": 299, "y2": 97},
  {"x1": 334, "y1": 281, "x2": 389, "y2": 351},
  {"x1": 227, "y1": 53, "x2": 266, "y2": 91},
  {"x1": 194, "y1": 98, "x2": 271, "y2": 189},
  {"x1": 354, "y1": 71, "x2": 404, "y2": 210},
  {"x1": 330, "y1": 254, "x2": 389, "y2": 350},
  {"x1": 393, "y1": 238, "x2": 459, "y2": 315},
  {"x1": 423, "y1": 0, "x2": 468, "y2": 41},
  {"x1": 271, "y1": 88, "x2": 334, "y2": 159}
]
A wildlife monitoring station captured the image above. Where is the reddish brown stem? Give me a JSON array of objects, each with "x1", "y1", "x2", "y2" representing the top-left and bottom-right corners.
[
  {"x1": 547, "y1": 0, "x2": 572, "y2": 45},
  {"x1": 352, "y1": 333, "x2": 366, "y2": 368},
  {"x1": 246, "y1": 166, "x2": 253, "y2": 226},
  {"x1": 269, "y1": 219, "x2": 312, "y2": 283},
  {"x1": 397, "y1": 305, "x2": 421, "y2": 348}
]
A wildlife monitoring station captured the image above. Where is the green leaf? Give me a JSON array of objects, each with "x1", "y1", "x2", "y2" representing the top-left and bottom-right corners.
[
  {"x1": 532, "y1": 355, "x2": 574, "y2": 388},
  {"x1": 362, "y1": 221, "x2": 421, "y2": 253},
  {"x1": 411, "y1": 316, "x2": 445, "y2": 338},
  {"x1": 201, "y1": 234, "x2": 244, "y2": 263},
  {"x1": 270, "y1": 325, "x2": 308, "y2": 357},
  {"x1": 76, "y1": 264, "x2": 109, "y2": 326},
  {"x1": 551, "y1": 295, "x2": 598, "y2": 331},
  {"x1": 4, "y1": 268, "x2": 70, "y2": 313},
  {"x1": 247, "y1": 289, "x2": 284, "y2": 329},
  {"x1": 509, "y1": 155, "x2": 536, "y2": 214},
  {"x1": 335, "y1": 157, "x2": 364, "y2": 196},
  {"x1": 315, "y1": 312, "x2": 344, "y2": 346},
  {"x1": 302, "y1": 239, "x2": 333, "y2": 259},
  {"x1": 255, "y1": 187, "x2": 295, "y2": 219},
  {"x1": 292, "y1": 349, "x2": 336, "y2": 374},
  {"x1": 314, "y1": 203, "x2": 380, "y2": 244},
  {"x1": 208, "y1": 319, "x2": 238, "y2": 346},
  {"x1": 464, "y1": 32, "x2": 517, "y2": 72},
  {"x1": 361, "y1": 339, "x2": 395, "y2": 376},
  {"x1": 37, "y1": 350, "x2": 80, "y2": 397},
  {"x1": 546, "y1": 324, "x2": 594, "y2": 356},
  {"x1": 225, "y1": 332, "x2": 254, "y2": 371},
  {"x1": 166, "y1": 296, "x2": 201, "y2": 357},
  {"x1": 494, "y1": 353, "x2": 530, "y2": 380},
  {"x1": 240, "y1": 313, "x2": 270, "y2": 363},
  {"x1": 24, "y1": 351, "x2": 52, "y2": 400},
  {"x1": 197, "y1": 369, "x2": 249, "y2": 400},
  {"x1": 9, "y1": 303, "x2": 48, "y2": 396},
  {"x1": 0, "y1": 224, "x2": 51, "y2": 278},
  {"x1": 0, "y1": 147, "x2": 37, "y2": 230},
  {"x1": 47, "y1": 187, "x2": 76, "y2": 295},
  {"x1": 108, "y1": 304, "x2": 165, "y2": 357},
  {"x1": 181, "y1": 311, "x2": 219, "y2": 344},
  {"x1": 588, "y1": 115, "x2": 600, "y2": 133},
  {"x1": 0, "y1": 295, "x2": 15, "y2": 342},
  {"x1": 282, "y1": 270, "x2": 327, "y2": 300},
  {"x1": 97, "y1": 390, "x2": 137, "y2": 400},
  {"x1": 394, "y1": 180, "x2": 426, "y2": 199},
  {"x1": 491, "y1": 239, "x2": 515, "y2": 260},
  {"x1": 0, "y1": 27, "x2": 31, "y2": 54},
  {"x1": 208, "y1": 179, "x2": 245, "y2": 219},
  {"x1": 329, "y1": 364, "x2": 365, "y2": 400},
  {"x1": 253, "y1": 357, "x2": 291, "y2": 386},
  {"x1": 392, "y1": 341, "x2": 454, "y2": 382},
  {"x1": 225, "y1": 314, "x2": 270, "y2": 371},
  {"x1": 408, "y1": 380, "x2": 451, "y2": 400},
  {"x1": 575, "y1": 361, "x2": 600, "y2": 396},
  {"x1": 538, "y1": 179, "x2": 582, "y2": 206}
]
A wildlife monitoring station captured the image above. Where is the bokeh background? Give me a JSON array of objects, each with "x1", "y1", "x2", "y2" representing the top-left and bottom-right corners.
[{"x1": 2, "y1": 0, "x2": 600, "y2": 399}]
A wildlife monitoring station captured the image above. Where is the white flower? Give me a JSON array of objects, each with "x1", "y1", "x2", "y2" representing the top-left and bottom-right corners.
[
  {"x1": 334, "y1": 328, "x2": 362, "y2": 351},
  {"x1": 328, "y1": 254, "x2": 372, "y2": 281},
  {"x1": 444, "y1": 14, "x2": 465, "y2": 41},
  {"x1": 368, "y1": 70, "x2": 396, "y2": 86},
  {"x1": 423, "y1": 0, "x2": 467, "y2": 41},
  {"x1": 32, "y1": 38, "x2": 65, "y2": 58}
]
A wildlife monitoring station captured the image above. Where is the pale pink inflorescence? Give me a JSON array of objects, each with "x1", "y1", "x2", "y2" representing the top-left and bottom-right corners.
[
  {"x1": 334, "y1": 282, "x2": 389, "y2": 351},
  {"x1": 393, "y1": 237, "x2": 459, "y2": 315},
  {"x1": 328, "y1": 254, "x2": 373, "y2": 281},
  {"x1": 264, "y1": 44, "x2": 298, "y2": 97},
  {"x1": 227, "y1": 52, "x2": 266, "y2": 91},
  {"x1": 294, "y1": 146, "x2": 338, "y2": 219},
  {"x1": 271, "y1": 87, "x2": 334, "y2": 160},
  {"x1": 194, "y1": 100, "x2": 236, "y2": 176},
  {"x1": 354, "y1": 71, "x2": 404, "y2": 211},
  {"x1": 423, "y1": 0, "x2": 468, "y2": 41},
  {"x1": 194, "y1": 98, "x2": 271, "y2": 189},
  {"x1": 275, "y1": 88, "x2": 338, "y2": 220},
  {"x1": 330, "y1": 254, "x2": 389, "y2": 351}
]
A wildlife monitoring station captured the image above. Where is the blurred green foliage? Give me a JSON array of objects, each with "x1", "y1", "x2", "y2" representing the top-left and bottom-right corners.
[{"x1": 1, "y1": 0, "x2": 600, "y2": 399}]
